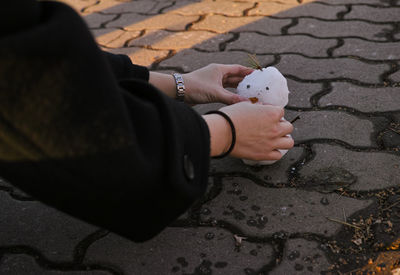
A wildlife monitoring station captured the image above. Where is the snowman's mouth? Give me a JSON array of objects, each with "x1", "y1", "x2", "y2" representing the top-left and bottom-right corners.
[{"x1": 249, "y1": 97, "x2": 259, "y2": 104}]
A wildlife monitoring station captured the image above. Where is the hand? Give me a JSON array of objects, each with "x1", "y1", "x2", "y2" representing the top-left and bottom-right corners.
[
  {"x1": 204, "y1": 102, "x2": 294, "y2": 160},
  {"x1": 183, "y1": 64, "x2": 254, "y2": 105}
]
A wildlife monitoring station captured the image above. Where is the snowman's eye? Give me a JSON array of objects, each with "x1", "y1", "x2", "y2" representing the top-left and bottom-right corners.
[
  {"x1": 265, "y1": 86, "x2": 269, "y2": 91},
  {"x1": 247, "y1": 84, "x2": 251, "y2": 89}
]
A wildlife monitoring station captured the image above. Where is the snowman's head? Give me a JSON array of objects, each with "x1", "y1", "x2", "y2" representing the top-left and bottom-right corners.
[{"x1": 236, "y1": 66, "x2": 290, "y2": 107}]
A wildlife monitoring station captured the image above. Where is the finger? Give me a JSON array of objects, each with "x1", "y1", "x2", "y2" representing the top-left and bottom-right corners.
[
  {"x1": 278, "y1": 120, "x2": 294, "y2": 135},
  {"x1": 220, "y1": 64, "x2": 254, "y2": 78},
  {"x1": 265, "y1": 150, "x2": 282, "y2": 161},
  {"x1": 216, "y1": 89, "x2": 249, "y2": 105},
  {"x1": 262, "y1": 105, "x2": 285, "y2": 121},
  {"x1": 274, "y1": 136, "x2": 294, "y2": 150},
  {"x1": 223, "y1": 76, "x2": 247, "y2": 88}
]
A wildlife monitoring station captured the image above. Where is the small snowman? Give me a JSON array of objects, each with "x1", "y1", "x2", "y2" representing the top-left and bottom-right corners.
[{"x1": 236, "y1": 56, "x2": 291, "y2": 165}]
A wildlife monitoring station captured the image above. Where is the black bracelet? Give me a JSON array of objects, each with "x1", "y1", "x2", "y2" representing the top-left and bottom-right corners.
[{"x1": 205, "y1": 110, "x2": 236, "y2": 159}]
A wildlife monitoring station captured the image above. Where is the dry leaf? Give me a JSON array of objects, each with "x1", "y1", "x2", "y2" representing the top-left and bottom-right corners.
[
  {"x1": 233, "y1": 234, "x2": 246, "y2": 246},
  {"x1": 352, "y1": 238, "x2": 363, "y2": 246},
  {"x1": 392, "y1": 268, "x2": 400, "y2": 275}
]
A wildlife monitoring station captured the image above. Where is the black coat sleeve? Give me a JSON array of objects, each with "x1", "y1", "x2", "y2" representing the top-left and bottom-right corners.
[
  {"x1": 102, "y1": 51, "x2": 150, "y2": 81},
  {"x1": 0, "y1": 1, "x2": 210, "y2": 241}
]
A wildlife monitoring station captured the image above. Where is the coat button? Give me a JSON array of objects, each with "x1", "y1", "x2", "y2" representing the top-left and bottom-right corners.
[{"x1": 183, "y1": 154, "x2": 195, "y2": 181}]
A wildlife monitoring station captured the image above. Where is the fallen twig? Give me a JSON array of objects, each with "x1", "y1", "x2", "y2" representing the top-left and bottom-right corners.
[
  {"x1": 389, "y1": 127, "x2": 400, "y2": 135},
  {"x1": 290, "y1": 115, "x2": 300, "y2": 124},
  {"x1": 382, "y1": 199, "x2": 400, "y2": 211},
  {"x1": 327, "y1": 217, "x2": 362, "y2": 230},
  {"x1": 247, "y1": 54, "x2": 262, "y2": 70}
]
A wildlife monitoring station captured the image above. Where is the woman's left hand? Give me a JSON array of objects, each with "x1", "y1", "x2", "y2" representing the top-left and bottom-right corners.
[{"x1": 183, "y1": 64, "x2": 254, "y2": 105}]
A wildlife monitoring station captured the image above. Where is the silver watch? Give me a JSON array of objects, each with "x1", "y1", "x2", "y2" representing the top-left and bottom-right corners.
[{"x1": 172, "y1": 73, "x2": 185, "y2": 102}]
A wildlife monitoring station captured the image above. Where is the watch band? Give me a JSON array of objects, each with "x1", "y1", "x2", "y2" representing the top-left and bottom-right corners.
[{"x1": 172, "y1": 73, "x2": 185, "y2": 102}]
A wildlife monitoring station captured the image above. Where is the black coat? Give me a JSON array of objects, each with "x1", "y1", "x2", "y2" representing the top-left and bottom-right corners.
[{"x1": 0, "y1": 0, "x2": 210, "y2": 241}]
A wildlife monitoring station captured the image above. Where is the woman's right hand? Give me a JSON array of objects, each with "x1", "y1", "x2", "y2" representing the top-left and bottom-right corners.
[{"x1": 203, "y1": 102, "x2": 294, "y2": 160}]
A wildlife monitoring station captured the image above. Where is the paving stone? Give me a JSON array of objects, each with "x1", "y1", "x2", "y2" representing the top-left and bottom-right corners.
[
  {"x1": 0, "y1": 254, "x2": 110, "y2": 275},
  {"x1": 233, "y1": 0, "x2": 312, "y2": 2},
  {"x1": 58, "y1": 0, "x2": 98, "y2": 14},
  {"x1": 176, "y1": 177, "x2": 215, "y2": 221},
  {"x1": 381, "y1": 127, "x2": 400, "y2": 149},
  {"x1": 159, "y1": 49, "x2": 275, "y2": 72},
  {"x1": 276, "y1": 54, "x2": 389, "y2": 84},
  {"x1": 299, "y1": 144, "x2": 400, "y2": 190},
  {"x1": 128, "y1": 30, "x2": 216, "y2": 50},
  {"x1": 92, "y1": 28, "x2": 141, "y2": 48},
  {"x1": 103, "y1": 13, "x2": 151, "y2": 29},
  {"x1": 191, "y1": 15, "x2": 264, "y2": 34},
  {"x1": 287, "y1": 80, "x2": 324, "y2": 108},
  {"x1": 90, "y1": 27, "x2": 114, "y2": 38},
  {"x1": 227, "y1": 33, "x2": 336, "y2": 57},
  {"x1": 83, "y1": 12, "x2": 117, "y2": 29},
  {"x1": 199, "y1": 177, "x2": 372, "y2": 237},
  {"x1": 345, "y1": 6, "x2": 400, "y2": 22},
  {"x1": 0, "y1": 177, "x2": 32, "y2": 200},
  {"x1": 289, "y1": 18, "x2": 391, "y2": 41},
  {"x1": 286, "y1": 110, "x2": 374, "y2": 146},
  {"x1": 83, "y1": 0, "x2": 171, "y2": 14},
  {"x1": 272, "y1": 2, "x2": 346, "y2": 19},
  {"x1": 319, "y1": 82, "x2": 400, "y2": 112},
  {"x1": 238, "y1": 0, "x2": 313, "y2": 2},
  {"x1": 270, "y1": 239, "x2": 330, "y2": 274},
  {"x1": 391, "y1": 113, "x2": 400, "y2": 124},
  {"x1": 87, "y1": 0, "x2": 170, "y2": 14},
  {"x1": 209, "y1": 147, "x2": 304, "y2": 185},
  {"x1": 318, "y1": 0, "x2": 392, "y2": 5},
  {"x1": 230, "y1": 17, "x2": 291, "y2": 34},
  {"x1": 158, "y1": 0, "x2": 200, "y2": 14},
  {"x1": 334, "y1": 38, "x2": 400, "y2": 60},
  {"x1": 105, "y1": 47, "x2": 170, "y2": 67},
  {"x1": 107, "y1": 13, "x2": 199, "y2": 31},
  {"x1": 83, "y1": 0, "x2": 125, "y2": 13},
  {"x1": 84, "y1": 227, "x2": 274, "y2": 274},
  {"x1": 247, "y1": 1, "x2": 314, "y2": 16},
  {"x1": 0, "y1": 192, "x2": 97, "y2": 262},
  {"x1": 390, "y1": 68, "x2": 400, "y2": 82},
  {"x1": 166, "y1": 1, "x2": 255, "y2": 16},
  {"x1": 194, "y1": 33, "x2": 235, "y2": 52}
]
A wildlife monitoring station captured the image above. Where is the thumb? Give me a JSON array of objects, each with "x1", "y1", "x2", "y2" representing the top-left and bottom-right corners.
[{"x1": 217, "y1": 88, "x2": 249, "y2": 105}]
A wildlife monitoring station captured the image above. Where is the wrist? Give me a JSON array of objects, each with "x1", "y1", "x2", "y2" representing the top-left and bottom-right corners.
[
  {"x1": 148, "y1": 72, "x2": 176, "y2": 98},
  {"x1": 203, "y1": 114, "x2": 232, "y2": 157}
]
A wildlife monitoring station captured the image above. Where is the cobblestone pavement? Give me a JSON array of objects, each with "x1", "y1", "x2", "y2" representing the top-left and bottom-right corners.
[{"x1": 1, "y1": 0, "x2": 400, "y2": 274}]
